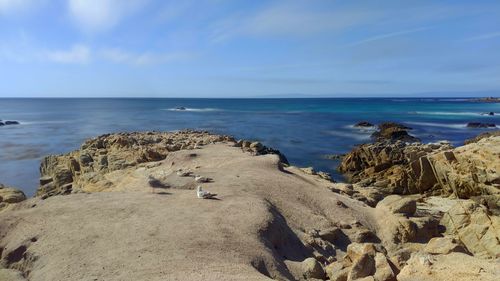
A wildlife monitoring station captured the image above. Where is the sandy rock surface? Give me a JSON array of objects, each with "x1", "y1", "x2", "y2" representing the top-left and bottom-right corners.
[{"x1": 0, "y1": 131, "x2": 498, "y2": 280}]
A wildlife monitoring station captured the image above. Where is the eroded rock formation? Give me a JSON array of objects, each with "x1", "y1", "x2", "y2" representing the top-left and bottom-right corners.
[
  {"x1": 36, "y1": 130, "x2": 287, "y2": 198},
  {"x1": 339, "y1": 133, "x2": 500, "y2": 204}
]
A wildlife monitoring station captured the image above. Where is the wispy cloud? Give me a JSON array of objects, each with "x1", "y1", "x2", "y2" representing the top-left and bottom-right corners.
[
  {"x1": 465, "y1": 31, "x2": 500, "y2": 41},
  {"x1": 344, "y1": 27, "x2": 431, "y2": 47},
  {"x1": 100, "y1": 48, "x2": 194, "y2": 65},
  {"x1": 67, "y1": 0, "x2": 148, "y2": 32},
  {"x1": 46, "y1": 44, "x2": 91, "y2": 64},
  {"x1": 210, "y1": 2, "x2": 379, "y2": 42},
  {"x1": 215, "y1": 76, "x2": 329, "y2": 85}
]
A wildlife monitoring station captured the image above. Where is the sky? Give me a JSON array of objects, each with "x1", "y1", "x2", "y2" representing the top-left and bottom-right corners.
[{"x1": 0, "y1": 0, "x2": 499, "y2": 98}]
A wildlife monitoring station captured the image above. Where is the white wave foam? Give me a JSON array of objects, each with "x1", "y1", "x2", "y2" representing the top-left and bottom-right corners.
[
  {"x1": 165, "y1": 107, "x2": 222, "y2": 112},
  {"x1": 325, "y1": 130, "x2": 372, "y2": 141},
  {"x1": 406, "y1": 121, "x2": 466, "y2": 129},
  {"x1": 17, "y1": 120, "x2": 72, "y2": 125},
  {"x1": 411, "y1": 111, "x2": 496, "y2": 117},
  {"x1": 345, "y1": 124, "x2": 377, "y2": 132}
]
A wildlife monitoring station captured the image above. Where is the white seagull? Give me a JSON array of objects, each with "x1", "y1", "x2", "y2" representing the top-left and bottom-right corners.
[{"x1": 196, "y1": 186, "x2": 217, "y2": 199}]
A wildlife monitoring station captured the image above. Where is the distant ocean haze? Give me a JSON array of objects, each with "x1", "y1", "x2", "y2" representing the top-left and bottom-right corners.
[{"x1": 0, "y1": 98, "x2": 498, "y2": 195}]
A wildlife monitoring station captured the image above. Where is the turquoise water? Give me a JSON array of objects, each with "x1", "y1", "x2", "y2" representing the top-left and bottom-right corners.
[{"x1": 1, "y1": 98, "x2": 499, "y2": 195}]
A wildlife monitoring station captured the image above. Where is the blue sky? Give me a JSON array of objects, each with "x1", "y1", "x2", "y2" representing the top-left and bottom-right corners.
[{"x1": 0, "y1": 0, "x2": 499, "y2": 97}]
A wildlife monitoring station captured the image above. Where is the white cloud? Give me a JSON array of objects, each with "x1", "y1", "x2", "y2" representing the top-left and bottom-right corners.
[
  {"x1": 46, "y1": 44, "x2": 91, "y2": 64},
  {"x1": 68, "y1": 0, "x2": 148, "y2": 32},
  {"x1": 100, "y1": 47, "x2": 193, "y2": 65}
]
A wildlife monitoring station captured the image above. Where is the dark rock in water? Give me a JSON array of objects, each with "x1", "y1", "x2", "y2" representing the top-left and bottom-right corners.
[
  {"x1": 480, "y1": 112, "x2": 495, "y2": 116},
  {"x1": 0, "y1": 122, "x2": 4, "y2": 126},
  {"x1": 175, "y1": 107, "x2": 186, "y2": 111},
  {"x1": 324, "y1": 154, "x2": 344, "y2": 160},
  {"x1": 4, "y1": 121, "x2": 20, "y2": 125},
  {"x1": 354, "y1": 121, "x2": 374, "y2": 127},
  {"x1": 378, "y1": 122, "x2": 412, "y2": 131},
  {"x1": 371, "y1": 122, "x2": 419, "y2": 142},
  {"x1": 466, "y1": 122, "x2": 496, "y2": 128}
]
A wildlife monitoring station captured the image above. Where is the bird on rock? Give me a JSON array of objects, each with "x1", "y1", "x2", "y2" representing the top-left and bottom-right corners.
[{"x1": 196, "y1": 186, "x2": 217, "y2": 199}]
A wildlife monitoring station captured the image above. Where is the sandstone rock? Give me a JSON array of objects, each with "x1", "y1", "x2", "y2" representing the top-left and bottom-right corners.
[
  {"x1": 301, "y1": 167, "x2": 317, "y2": 175},
  {"x1": 346, "y1": 243, "x2": 376, "y2": 263},
  {"x1": 424, "y1": 237, "x2": 468, "y2": 255},
  {"x1": 397, "y1": 252, "x2": 499, "y2": 281},
  {"x1": 441, "y1": 200, "x2": 500, "y2": 258},
  {"x1": 339, "y1": 134, "x2": 500, "y2": 201},
  {"x1": 373, "y1": 252, "x2": 396, "y2": 281},
  {"x1": 0, "y1": 268, "x2": 27, "y2": 281},
  {"x1": 301, "y1": 257, "x2": 325, "y2": 279},
  {"x1": 464, "y1": 130, "x2": 500, "y2": 144},
  {"x1": 376, "y1": 195, "x2": 417, "y2": 216},
  {"x1": 348, "y1": 253, "x2": 375, "y2": 280},
  {"x1": 0, "y1": 184, "x2": 26, "y2": 204},
  {"x1": 318, "y1": 227, "x2": 342, "y2": 244},
  {"x1": 325, "y1": 262, "x2": 348, "y2": 281}
]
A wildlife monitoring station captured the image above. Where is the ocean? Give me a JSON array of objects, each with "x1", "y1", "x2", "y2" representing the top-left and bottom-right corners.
[{"x1": 1, "y1": 98, "x2": 499, "y2": 196}]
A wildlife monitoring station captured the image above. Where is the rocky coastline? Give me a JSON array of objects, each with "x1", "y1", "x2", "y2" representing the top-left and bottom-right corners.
[{"x1": 0, "y1": 129, "x2": 499, "y2": 280}]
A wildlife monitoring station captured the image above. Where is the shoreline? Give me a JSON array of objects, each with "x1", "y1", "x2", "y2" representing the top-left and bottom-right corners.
[{"x1": 1, "y1": 128, "x2": 499, "y2": 280}]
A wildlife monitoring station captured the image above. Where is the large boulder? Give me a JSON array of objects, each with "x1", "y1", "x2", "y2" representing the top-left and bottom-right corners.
[
  {"x1": 0, "y1": 184, "x2": 26, "y2": 204},
  {"x1": 376, "y1": 195, "x2": 417, "y2": 216},
  {"x1": 301, "y1": 257, "x2": 325, "y2": 279},
  {"x1": 423, "y1": 237, "x2": 468, "y2": 255},
  {"x1": 0, "y1": 184, "x2": 26, "y2": 211}
]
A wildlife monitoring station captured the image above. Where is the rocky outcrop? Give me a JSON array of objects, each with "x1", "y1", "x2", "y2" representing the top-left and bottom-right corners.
[
  {"x1": 339, "y1": 135, "x2": 500, "y2": 203},
  {"x1": 464, "y1": 130, "x2": 500, "y2": 144},
  {"x1": 466, "y1": 122, "x2": 496, "y2": 128},
  {"x1": 235, "y1": 140, "x2": 289, "y2": 165},
  {"x1": 36, "y1": 131, "x2": 288, "y2": 199},
  {"x1": 397, "y1": 252, "x2": 499, "y2": 281},
  {"x1": 339, "y1": 140, "x2": 453, "y2": 194},
  {"x1": 371, "y1": 122, "x2": 420, "y2": 142},
  {"x1": 0, "y1": 120, "x2": 20, "y2": 126},
  {"x1": 0, "y1": 184, "x2": 26, "y2": 211}
]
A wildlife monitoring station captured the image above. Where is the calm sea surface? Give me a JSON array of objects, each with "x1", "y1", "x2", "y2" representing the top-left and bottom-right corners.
[{"x1": 1, "y1": 98, "x2": 499, "y2": 195}]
